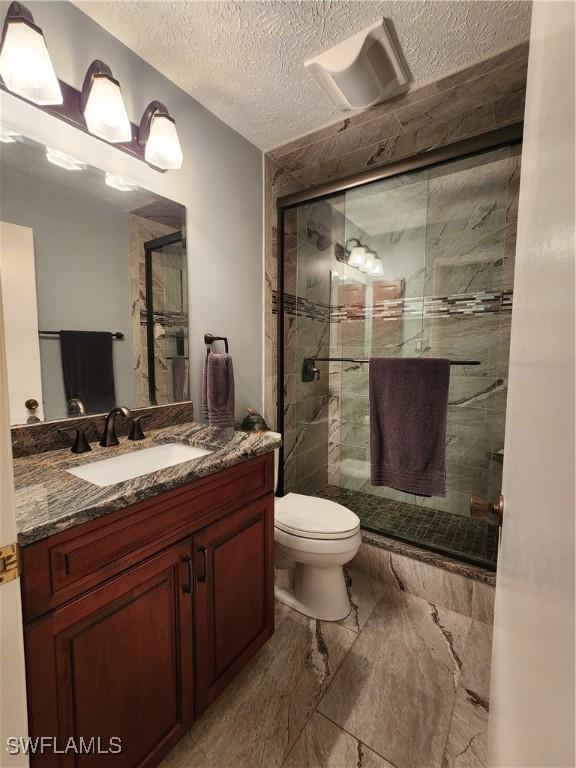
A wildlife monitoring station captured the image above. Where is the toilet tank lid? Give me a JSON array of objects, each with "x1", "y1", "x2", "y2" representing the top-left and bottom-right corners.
[{"x1": 275, "y1": 493, "x2": 360, "y2": 537}]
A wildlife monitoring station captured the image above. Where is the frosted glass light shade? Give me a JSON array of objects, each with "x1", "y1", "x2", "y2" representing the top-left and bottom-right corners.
[
  {"x1": 145, "y1": 113, "x2": 183, "y2": 170},
  {"x1": 105, "y1": 173, "x2": 138, "y2": 192},
  {"x1": 361, "y1": 250, "x2": 376, "y2": 273},
  {"x1": 0, "y1": 127, "x2": 21, "y2": 143},
  {"x1": 370, "y1": 256, "x2": 384, "y2": 276},
  {"x1": 0, "y1": 19, "x2": 62, "y2": 105},
  {"x1": 348, "y1": 245, "x2": 367, "y2": 268},
  {"x1": 83, "y1": 74, "x2": 131, "y2": 143},
  {"x1": 46, "y1": 147, "x2": 86, "y2": 171}
]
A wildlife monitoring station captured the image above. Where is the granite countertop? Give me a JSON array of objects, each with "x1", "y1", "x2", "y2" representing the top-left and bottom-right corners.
[{"x1": 14, "y1": 422, "x2": 281, "y2": 547}]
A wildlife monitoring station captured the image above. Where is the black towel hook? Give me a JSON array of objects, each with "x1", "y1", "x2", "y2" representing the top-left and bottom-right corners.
[{"x1": 204, "y1": 333, "x2": 229, "y2": 354}]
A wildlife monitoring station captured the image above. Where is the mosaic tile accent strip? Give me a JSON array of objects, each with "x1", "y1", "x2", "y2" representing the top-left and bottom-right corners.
[
  {"x1": 273, "y1": 291, "x2": 331, "y2": 321},
  {"x1": 273, "y1": 289, "x2": 513, "y2": 322},
  {"x1": 316, "y1": 485, "x2": 498, "y2": 569}
]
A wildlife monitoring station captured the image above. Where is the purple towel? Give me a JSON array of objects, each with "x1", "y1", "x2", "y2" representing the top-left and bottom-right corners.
[
  {"x1": 202, "y1": 353, "x2": 235, "y2": 427},
  {"x1": 369, "y1": 358, "x2": 450, "y2": 496}
]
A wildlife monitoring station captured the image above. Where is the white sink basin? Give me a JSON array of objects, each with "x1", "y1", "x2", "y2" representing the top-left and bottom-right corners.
[{"x1": 67, "y1": 443, "x2": 213, "y2": 487}]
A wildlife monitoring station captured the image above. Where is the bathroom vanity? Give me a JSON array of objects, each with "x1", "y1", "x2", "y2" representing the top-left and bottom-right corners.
[{"x1": 14, "y1": 423, "x2": 280, "y2": 767}]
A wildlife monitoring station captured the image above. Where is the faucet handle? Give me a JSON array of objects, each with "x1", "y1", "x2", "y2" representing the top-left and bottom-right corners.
[
  {"x1": 128, "y1": 414, "x2": 150, "y2": 441},
  {"x1": 58, "y1": 427, "x2": 92, "y2": 454}
]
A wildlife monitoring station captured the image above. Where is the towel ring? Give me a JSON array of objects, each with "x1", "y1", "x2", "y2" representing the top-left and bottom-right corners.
[{"x1": 204, "y1": 333, "x2": 229, "y2": 354}]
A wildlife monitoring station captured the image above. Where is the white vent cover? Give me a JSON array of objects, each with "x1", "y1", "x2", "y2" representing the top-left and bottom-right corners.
[{"x1": 305, "y1": 18, "x2": 411, "y2": 111}]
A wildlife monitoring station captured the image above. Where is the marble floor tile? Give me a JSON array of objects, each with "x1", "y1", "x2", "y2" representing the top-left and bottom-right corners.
[
  {"x1": 282, "y1": 712, "x2": 395, "y2": 768},
  {"x1": 443, "y1": 621, "x2": 493, "y2": 768},
  {"x1": 339, "y1": 568, "x2": 386, "y2": 634},
  {"x1": 318, "y1": 589, "x2": 471, "y2": 768},
  {"x1": 160, "y1": 603, "x2": 356, "y2": 768}
]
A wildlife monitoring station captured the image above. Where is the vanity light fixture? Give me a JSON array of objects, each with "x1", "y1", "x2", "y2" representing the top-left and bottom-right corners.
[
  {"x1": 0, "y1": 1, "x2": 62, "y2": 105},
  {"x1": 361, "y1": 249, "x2": 376, "y2": 274},
  {"x1": 105, "y1": 172, "x2": 138, "y2": 192},
  {"x1": 0, "y1": 17, "x2": 183, "y2": 170},
  {"x1": 139, "y1": 101, "x2": 183, "y2": 170},
  {"x1": 369, "y1": 255, "x2": 385, "y2": 276},
  {"x1": 0, "y1": 126, "x2": 21, "y2": 142},
  {"x1": 45, "y1": 147, "x2": 86, "y2": 171},
  {"x1": 347, "y1": 239, "x2": 368, "y2": 269},
  {"x1": 81, "y1": 60, "x2": 132, "y2": 144}
]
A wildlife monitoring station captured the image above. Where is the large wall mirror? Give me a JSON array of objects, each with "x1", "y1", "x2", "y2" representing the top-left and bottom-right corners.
[{"x1": 0, "y1": 133, "x2": 188, "y2": 425}]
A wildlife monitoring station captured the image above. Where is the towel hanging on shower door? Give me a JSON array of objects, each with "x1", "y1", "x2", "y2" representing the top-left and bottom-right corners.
[{"x1": 369, "y1": 357, "x2": 450, "y2": 496}]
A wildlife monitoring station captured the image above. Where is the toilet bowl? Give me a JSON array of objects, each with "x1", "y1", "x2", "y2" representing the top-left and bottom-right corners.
[{"x1": 274, "y1": 492, "x2": 361, "y2": 621}]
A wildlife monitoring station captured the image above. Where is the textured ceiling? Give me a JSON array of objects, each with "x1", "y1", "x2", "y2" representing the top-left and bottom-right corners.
[{"x1": 75, "y1": 1, "x2": 532, "y2": 150}]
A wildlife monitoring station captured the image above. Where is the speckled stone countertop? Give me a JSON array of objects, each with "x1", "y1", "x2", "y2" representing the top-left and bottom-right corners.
[{"x1": 14, "y1": 423, "x2": 281, "y2": 547}]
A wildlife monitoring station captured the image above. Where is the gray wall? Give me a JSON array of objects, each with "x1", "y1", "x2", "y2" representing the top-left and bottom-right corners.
[
  {"x1": 1, "y1": 166, "x2": 133, "y2": 419},
  {"x1": 1, "y1": 1, "x2": 264, "y2": 420}
]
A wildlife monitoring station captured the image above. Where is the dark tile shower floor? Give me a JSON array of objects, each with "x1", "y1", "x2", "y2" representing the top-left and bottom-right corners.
[{"x1": 316, "y1": 485, "x2": 499, "y2": 570}]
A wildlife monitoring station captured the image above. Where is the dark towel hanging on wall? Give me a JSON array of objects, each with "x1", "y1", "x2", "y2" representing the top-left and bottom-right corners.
[
  {"x1": 369, "y1": 357, "x2": 450, "y2": 497},
  {"x1": 60, "y1": 331, "x2": 116, "y2": 414}
]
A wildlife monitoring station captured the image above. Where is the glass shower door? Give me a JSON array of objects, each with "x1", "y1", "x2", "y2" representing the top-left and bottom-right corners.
[
  {"x1": 280, "y1": 143, "x2": 520, "y2": 569},
  {"x1": 334, "y1": 170, "x2": 429, "y2": 500}
]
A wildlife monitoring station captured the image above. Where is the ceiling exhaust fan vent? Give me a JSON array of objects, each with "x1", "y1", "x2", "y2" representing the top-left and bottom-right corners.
[{"x1": 304, "y1": 18, "x2": 411, "y2": 111}]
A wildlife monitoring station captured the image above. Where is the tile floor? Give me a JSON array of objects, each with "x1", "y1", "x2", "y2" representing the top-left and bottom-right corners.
[{"x1": 160, "y1": 569, "x2": 492, "y2": 768}]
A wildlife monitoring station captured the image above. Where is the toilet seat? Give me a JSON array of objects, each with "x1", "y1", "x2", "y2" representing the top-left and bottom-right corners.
[{"x1": 275, "y1": 493, "x2": 360, "y2": 540}]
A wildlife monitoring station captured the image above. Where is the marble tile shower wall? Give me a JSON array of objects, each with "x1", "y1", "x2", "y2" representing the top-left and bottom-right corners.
[{"x1": 265, "y1": 40, "x2": 529, "y2": 440}]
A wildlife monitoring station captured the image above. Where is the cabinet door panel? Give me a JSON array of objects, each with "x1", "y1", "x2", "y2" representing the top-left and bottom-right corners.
[
  {"x1": 26, "y1": 539, "x2": 194, "y2": 768},
  {"x1": 194, "y1": 496, "x2": 274, "y2": 715}
]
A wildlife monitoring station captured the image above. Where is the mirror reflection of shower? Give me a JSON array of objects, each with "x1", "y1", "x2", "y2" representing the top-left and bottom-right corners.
[{"x1": 143, "y1": 231, "x2": 189, "y2": 406}]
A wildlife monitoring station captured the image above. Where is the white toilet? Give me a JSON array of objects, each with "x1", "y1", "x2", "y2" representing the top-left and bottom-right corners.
[{"x1": 273, "y1": 450, "x2": 361, "y2": 621}]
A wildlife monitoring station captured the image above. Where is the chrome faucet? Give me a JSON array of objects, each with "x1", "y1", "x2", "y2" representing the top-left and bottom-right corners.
[{"x1": 100, "y1": 406, "x2": 132, "y2": 447}]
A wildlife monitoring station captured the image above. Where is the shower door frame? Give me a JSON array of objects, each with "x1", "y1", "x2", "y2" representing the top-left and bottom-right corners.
[
  {"x1": 275, "y1": 121, "x2": 523, "y2": 498},
  {"x1": 143, "y1": 231, "x2": 185, "y2": 406}
]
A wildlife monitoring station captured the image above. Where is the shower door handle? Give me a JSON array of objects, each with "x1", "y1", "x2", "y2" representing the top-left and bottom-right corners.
[{"x1": 470, "y1": 495, "x2": 504, "y2": 525}]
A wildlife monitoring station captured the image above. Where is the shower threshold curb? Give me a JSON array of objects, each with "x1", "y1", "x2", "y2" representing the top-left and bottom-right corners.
[{"x1": 360, "y1": 528, "x2": 496, "y2": 586}]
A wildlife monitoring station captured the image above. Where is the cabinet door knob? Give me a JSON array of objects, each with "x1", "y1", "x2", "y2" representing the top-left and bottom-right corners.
[
  {"x1": 25, "y1": 398, "x2": 39, "y2": 410},
  {"x1": 197, "y1": 545, "x2": 207, "y2": 583},
  {"x1": 182, "y1": 555, "x2": 193, "y2": 593}
]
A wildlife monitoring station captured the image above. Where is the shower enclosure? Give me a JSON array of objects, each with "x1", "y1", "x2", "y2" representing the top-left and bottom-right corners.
[{"x1": 277, "y1": 128, "x2": 522, "y2": 570}]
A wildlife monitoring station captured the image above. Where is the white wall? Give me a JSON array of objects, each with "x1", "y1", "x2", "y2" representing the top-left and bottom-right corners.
[
  {"x1": 1, "y1": 166, "x2": 133, "y2": 419},
  {"x1": 0, "y1": 0, "x2": 264, "y2": 418},
  {"x1": 488, "y1": 2, "x2": 575, "y2": 765}
]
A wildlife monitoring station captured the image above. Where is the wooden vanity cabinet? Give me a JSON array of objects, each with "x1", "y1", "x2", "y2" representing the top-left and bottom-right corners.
[
  {"x1": 194, "y1": 495, "x2": 273, "y2": 715},
  {"x1": 22, "y1": 453, "x2": 275, "y2": 767}
]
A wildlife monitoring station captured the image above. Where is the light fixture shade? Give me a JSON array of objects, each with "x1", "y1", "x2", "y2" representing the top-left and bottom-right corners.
[
  {"x1": 45, "y1": 147, "x2": 86, "y2": 171},
  {"x1": 144, "y1": 112, "x2": 183, "y2": 170},
  {"x1": 0, "y1": 16, "x2": 62, "y2": 105},
  {"x1": 348, "y1": 244, "x2": 367, "y2": 268},
  {"x1": 83, "y1": 72, "x2": 131, "y2": 143},
  {"x1": 0, "y1": 127, "x2": 21, "y2": 143},
  {"x1": 105, "y1": 172, "x2": 138, "y2": 192},
  {"x1": 361, "y1": 250, "x2": 376, "y2": 273},
  {"x1": 370, "y1": 256, "x2": 384, "y2": 276}
]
